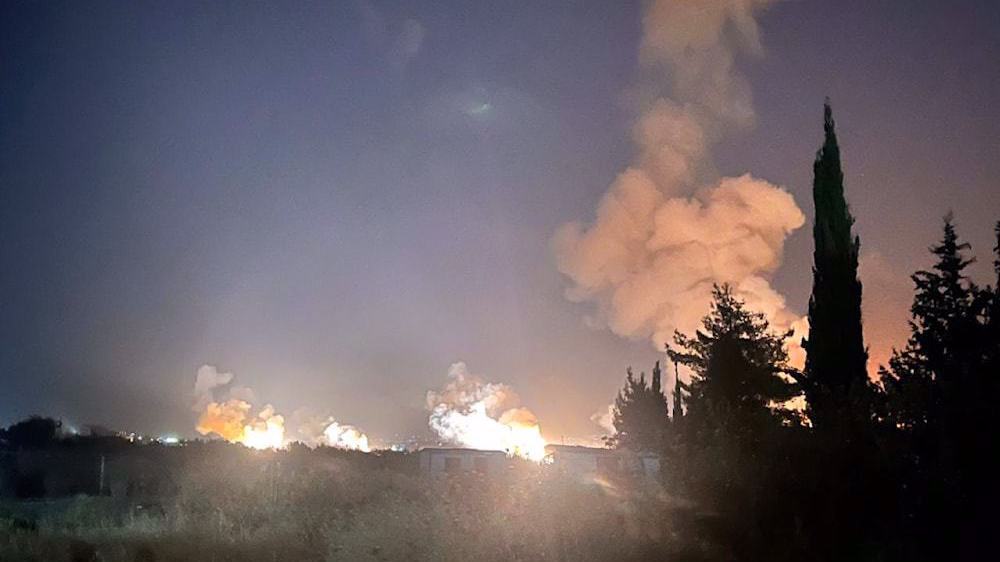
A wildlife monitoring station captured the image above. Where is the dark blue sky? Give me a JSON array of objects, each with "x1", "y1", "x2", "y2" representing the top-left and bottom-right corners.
[{"x1": 2, "y1": 1, "x2": 998, "y2": 442}]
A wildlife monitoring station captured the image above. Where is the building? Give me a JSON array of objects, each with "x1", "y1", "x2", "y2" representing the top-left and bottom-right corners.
[
  {"x1": 418, "y1": 447, "x2": 508, "y2": 475},
  {"x1": 545, "y1": 444, "x2": 661, "y2": 480},
  {"x1": 544, "y1": 445, "x2": 620, "y2": 478}
]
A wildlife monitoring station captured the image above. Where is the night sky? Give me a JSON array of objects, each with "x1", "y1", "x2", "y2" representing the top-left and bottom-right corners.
[{"x1": 2, "y1": 1, "x2": 999, "y2": 443}]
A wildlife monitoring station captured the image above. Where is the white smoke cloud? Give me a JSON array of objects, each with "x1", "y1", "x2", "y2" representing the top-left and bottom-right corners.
[
  {"x1": 193, "y1": 364, "x2": 234, "y2": 411},
  {"x1": 426, "y1": 362, "x2": 547, "y2": 461},
  {"x1": 290, "y1": 409, "x2": 372, "y2": 452},
  {"x1": 590, "y1": 403, "x2": 616, "y2": 435},
  {"x1": 554, "y1": 0, "x2": 805, "y2": 358}
]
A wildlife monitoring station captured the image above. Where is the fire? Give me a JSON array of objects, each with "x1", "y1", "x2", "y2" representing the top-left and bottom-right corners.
[
  {"x1": 323, "y1": 421, "x2": 371, "y2": 452},
  {"x1": 196, "y1": 398, "x2": 251, "y2": 442},
  {"x1": 192, "y1": 365, "x2": 369, "y2": 451},
  {"x1": 241, "y1": 406, "x2": 286, "y2": 450},
  {"x1": 427, "y1": 362, "x2": 548, "y2": 462},
  {"x1": 196, "y1": 400, "x2": 286, "y2": 450}
]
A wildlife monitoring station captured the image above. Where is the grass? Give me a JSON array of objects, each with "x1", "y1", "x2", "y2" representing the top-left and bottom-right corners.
[{"x1": 0, "y1": 449, "x2": 702, "y2": 562}]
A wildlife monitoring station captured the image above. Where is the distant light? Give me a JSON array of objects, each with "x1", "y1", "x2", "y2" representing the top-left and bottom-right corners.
[{"x1": 160, "y1": 436, "x2": 180, "y2": 445}]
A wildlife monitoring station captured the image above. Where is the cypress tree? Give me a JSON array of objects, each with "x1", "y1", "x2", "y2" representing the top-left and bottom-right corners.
[{"x1": 798, "y1": 101, "x2": 870, "y2": 431}]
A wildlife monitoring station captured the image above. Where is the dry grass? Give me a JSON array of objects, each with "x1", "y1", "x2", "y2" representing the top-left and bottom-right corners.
[{"x1": 0, "y1": 449, "x2": 699, "y2": 562}]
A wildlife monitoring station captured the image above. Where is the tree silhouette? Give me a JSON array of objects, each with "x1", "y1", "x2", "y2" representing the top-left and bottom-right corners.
[
  {"x1": 797, "y1": 101, "x2": 872, "y2": 431},
  {"x1": 0, "y1": 416, "x2": 62, "y2": 450},
  {"x1": 882, "y1": 215, "x2": 979, "y2": 431},
  {"x1": 609, "y1": 363, "x2": 670, "y2": 452},
  {"x1": 667, "y1": 285, "x2": 803, "y2": 558},
  {"x1": 989, "y1": 221, "x2": 1000, "y2": 362},
  {"x1": 670, "y1": 359, "x2": 685, "y2": 422},
  {"x1": 669, "y1": 284, "x2": 799, "y2": 424},
  {"x1": 879, "y1": 216, "x2": 999, "y2": 560}
]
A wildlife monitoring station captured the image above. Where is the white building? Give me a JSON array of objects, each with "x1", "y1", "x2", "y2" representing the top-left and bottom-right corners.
[
  {"x1": 545, "y1": 444, "x2": 661, "y2": 480},
  {"x1": 418, "y1": 447, "x2": 508, "y2": 475}
]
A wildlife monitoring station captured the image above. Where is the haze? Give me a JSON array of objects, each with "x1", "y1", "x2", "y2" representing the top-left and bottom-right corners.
[{"x1": 2, "y1": 0, "x2": 999, "y2": 444}]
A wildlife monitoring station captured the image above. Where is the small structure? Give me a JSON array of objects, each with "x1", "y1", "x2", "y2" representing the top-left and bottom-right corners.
[
  {"x1": 545, "y1": 445, "x2": 661, "y2": 480},
  {"x1": 418, "y1": 447, "x2": 508, "y2": 475},
  {"x1": 545, "y1": 445, "x2": 620, "y2": 478}
]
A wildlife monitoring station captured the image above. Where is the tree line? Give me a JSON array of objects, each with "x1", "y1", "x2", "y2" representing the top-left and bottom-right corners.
[{"x1": 610, "y1": 101, "x2": 1000, "y2": 562}]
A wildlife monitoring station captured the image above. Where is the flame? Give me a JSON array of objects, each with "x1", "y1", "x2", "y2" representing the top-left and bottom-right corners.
[
  {"x1": 192, "y1": 365, "x2": 373, "y2": 451},
  {"x1": 196, "y1": 399, "x2": 252, "y2": 442},
  {"x1": 323, "y1": 421, "x2": 371, "y2": 452},
  {"x1": 427, "y1": 362, "x2": 548, "y2": 462},
  {"x1": 241, "y1": 406, "x2": 285, "y2": 450},
  {"x1": 196, "y1": 400, "x2": 286, "y2": 450}
]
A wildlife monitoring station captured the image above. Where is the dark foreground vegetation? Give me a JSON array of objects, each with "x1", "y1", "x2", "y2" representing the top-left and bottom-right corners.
[
  {"x1": 1, "y1": 440, "x2": 687, "y2": 562},
  {"x1": 2, "y1": 105, "x2": 998, "y2": 562}
]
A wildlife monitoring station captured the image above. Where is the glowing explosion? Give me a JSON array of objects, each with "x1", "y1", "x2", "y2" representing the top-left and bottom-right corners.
[
  {"x1": 193, "y1": 365, "x2": 369, "y2": 451},
  {"x1": 427, "y1": 362, "x2": 547, "y2": 461},
  {"x1": 195, "y1": 399, "x2": 285, "y2": 450},
  {"x1": 323, "y1": 420, "x2": 371, "y2": 452}
]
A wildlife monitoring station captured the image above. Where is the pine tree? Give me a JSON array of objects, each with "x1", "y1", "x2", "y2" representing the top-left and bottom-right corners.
[
  {"x1": 880, "y1": 216, "x2": 991, "y2": 560},
  {"x1": 798, "y1": 100, "x2": 871, "y2": 431},
  {"x1": 667, "y1": 285, "x2": 802, "y2": 557},
  {"x1": 882, "y1": 215, "x2": 978, "y2": 430},
  {"x1": 669, "y1": 284, "x2": 799, "y2": 425}
]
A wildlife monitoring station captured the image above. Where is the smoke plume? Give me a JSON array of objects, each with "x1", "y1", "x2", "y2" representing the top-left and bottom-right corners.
[{"x1": 554, "y1": 0, "x2": 806, "y2": 361}]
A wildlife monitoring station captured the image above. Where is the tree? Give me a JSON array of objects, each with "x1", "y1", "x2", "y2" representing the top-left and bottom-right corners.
[
  {"x1": 609, "y1": 362, "x2": 670, "y2": 452},
  {"x1": 882, "y1": 215, "x2": 979, "y2": 432},
  {"x1": 667, "y1": 285, "x2": 803, "y2": 559},
  {"x1": 669, "y1": 284, "x2": 799, "y2": 425},
  {"x1": 0, "y1": 416, "x2": 62, "y2": 450},
  {"x1": 879, "y1": 216, "x2": 997, "y2": 560},
  {"x1": 988, "y1": 221, "x2": 1000, "y2": 363},
  {"x1": 797, "y1": 100, "x2": 872, "y2": 431},
  {"x1": 671, "y1": 360, "x2": 685, "y2": 422}
]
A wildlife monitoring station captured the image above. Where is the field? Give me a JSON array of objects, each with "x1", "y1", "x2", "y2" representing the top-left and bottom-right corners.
[{"x1": 0, "y1": 443, "x2": 700, "y2": 562}]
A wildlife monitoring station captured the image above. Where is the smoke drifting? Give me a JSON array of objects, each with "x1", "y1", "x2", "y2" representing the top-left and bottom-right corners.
[
  {"x1": 426, "y1": 362, "x2": 547, "y2": 461},
  {"x1": 554, "y1": 0, "x2": 805, "y2": 360}
]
